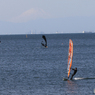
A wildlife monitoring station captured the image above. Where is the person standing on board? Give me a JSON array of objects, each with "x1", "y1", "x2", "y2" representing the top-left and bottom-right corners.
[{"x1": 70, "y1": 68, "x2": 77, "y2": 80}]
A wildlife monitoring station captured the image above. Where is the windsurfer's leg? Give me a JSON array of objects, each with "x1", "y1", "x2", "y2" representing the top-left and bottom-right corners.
[
  {"x1": 70, "y1": 76, "x2": 73, "y2": 80},
  {"x1": 70, "y1": 74, "x2": 74, "y2": 80}
]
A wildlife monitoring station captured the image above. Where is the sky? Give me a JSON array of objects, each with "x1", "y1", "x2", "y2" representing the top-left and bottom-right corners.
[{"x1": 0, "y1": 0, "x2": 95, "y2": 34}]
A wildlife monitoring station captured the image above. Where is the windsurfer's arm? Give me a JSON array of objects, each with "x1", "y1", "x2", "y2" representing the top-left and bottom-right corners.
[
  {"x1": 70, "y1": 67, "x2": 74, "y2": 70},
  {"x1": 72, "y1": 68, "x2": 74, "y2": 70}
]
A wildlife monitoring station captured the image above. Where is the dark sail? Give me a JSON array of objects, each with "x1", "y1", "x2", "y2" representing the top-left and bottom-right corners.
[{"x1": 41, "y1": 35, "x2": 47, "y2": 47}]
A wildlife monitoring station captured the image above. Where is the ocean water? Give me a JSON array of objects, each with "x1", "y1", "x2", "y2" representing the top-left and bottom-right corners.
[{"x1": 0, "y1": 33, "x2": 95, "y2": 95}]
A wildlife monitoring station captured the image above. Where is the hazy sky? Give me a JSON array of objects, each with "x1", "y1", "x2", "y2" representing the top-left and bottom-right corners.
[{"x1": 0, "y1": 0, "x2": 95, "y2": 34}]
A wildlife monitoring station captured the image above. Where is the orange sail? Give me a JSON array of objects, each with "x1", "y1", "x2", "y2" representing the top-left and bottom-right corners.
[{"x1": 67, "y1": 39, "x2": 73, "y2": 78}]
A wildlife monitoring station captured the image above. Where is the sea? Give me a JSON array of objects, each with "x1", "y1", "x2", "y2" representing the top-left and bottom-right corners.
[{"x1": 0, "y1": 33, "x2": 95, "y2": 95}]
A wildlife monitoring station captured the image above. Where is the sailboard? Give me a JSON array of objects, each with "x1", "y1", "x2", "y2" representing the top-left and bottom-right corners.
[
  {"x1": 63, "y1": 39, "x2": 73, "y2": 81},
  {"x1": 41, "y1": 35, "x2": 48, "y2": 48}
]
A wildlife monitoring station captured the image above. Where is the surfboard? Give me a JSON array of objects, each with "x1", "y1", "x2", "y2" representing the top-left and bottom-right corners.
[
  {"x1": 63, "y1": 78, "x2": 69, "y2": 81},
  {"x1": 63, "y1": 39, "x2": 73, "y2": 81}
]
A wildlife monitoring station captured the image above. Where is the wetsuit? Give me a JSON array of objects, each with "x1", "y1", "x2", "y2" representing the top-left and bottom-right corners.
[{"x1": 70, "y1": 68, "x2": 77, "y2": 80}]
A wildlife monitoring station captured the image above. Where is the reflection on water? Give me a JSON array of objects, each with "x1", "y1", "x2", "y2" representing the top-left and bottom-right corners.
[{"x1": 66, "y1": 80, "x2": 78, "y2": 95}]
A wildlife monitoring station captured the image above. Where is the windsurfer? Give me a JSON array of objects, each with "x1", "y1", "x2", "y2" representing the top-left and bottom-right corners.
[
  {"x1": 70, "y1": 68, "x2": 77, "y2": 80},
  {"x1": 41, "y1": 35, "x2": 48, "y2": 48}
]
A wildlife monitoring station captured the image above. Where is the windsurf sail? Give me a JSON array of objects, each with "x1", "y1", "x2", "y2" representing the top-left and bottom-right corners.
[
  {"x1": 41, "y1": 35, "x2": 47, "y2": 47},
  {"x1": 67, "y1": 39, "x2": 73, "y2": 78}
]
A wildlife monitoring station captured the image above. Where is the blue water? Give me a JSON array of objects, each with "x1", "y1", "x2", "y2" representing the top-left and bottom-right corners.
[{"x1": 0, "y1": 33, "x2": 95, "y2": 95}]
